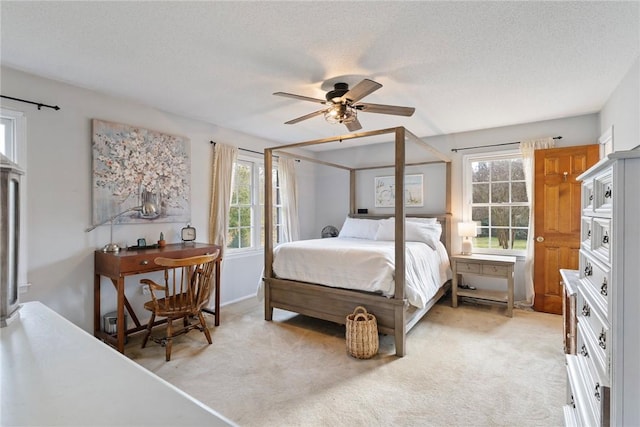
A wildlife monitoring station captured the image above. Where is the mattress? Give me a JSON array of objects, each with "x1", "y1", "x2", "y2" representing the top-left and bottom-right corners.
[{"x1": 269, "y1": 237, "x2": 451, "y2": 309}]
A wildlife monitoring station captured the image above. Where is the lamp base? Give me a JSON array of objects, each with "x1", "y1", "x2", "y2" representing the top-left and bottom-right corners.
[
  {"x1": 461, "y1": 239, "x2": 473, "y2": 255},
  {"x1": 102, "y1": 243, "x2": 122, "y2": 253}
]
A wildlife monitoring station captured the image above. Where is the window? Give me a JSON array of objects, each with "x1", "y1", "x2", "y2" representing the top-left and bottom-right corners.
[
  {"x1": 1, "y1": 115, "x2": 17, "y2": 161},
  {"x1": 227, "y1": 157, "x2": 281, "y2": 252},
  {"x1": 1, "y1": 107, "x2": 27, "y2": 288},
  {"x1": 463, "y1": 151, "x2": 529, "y2": 255}
]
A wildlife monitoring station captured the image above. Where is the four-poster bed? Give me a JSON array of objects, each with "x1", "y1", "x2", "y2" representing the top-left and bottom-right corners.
[{"x1": 263, "y1": 127, "x2": 452, "y2": 356}]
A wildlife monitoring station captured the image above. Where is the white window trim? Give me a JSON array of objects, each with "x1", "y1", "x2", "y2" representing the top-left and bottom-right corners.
[
  {"x1": 226, "y1": 154, "x2": 281, "y2": 255},
  {"x1": 1, "y1": 107, "x2": 28, "y2": 289},
  {"x1": 462, "y1": 149, "x2": 528, "y2": 257}
]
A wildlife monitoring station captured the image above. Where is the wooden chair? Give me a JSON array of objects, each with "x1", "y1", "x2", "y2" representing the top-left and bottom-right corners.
[{"x1": 140, "y1": 252, "x2": 220, "y2": 361}]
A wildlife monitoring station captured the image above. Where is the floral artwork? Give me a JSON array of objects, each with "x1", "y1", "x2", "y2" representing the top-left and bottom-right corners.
[
  {"x1": 375, "y1": 174, "x2": 424, "y2": 208},
  {"x1": 91, "y1": 119, "x2": 190, "y2": 225}
]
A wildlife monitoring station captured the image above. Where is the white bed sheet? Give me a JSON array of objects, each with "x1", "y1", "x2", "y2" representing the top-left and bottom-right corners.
[{"x1": 268, "y1": 237, "x2": 451, "y2": 309}]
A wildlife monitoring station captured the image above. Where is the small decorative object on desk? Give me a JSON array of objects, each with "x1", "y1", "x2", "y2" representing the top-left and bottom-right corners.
[
  {"x1": 181, "y1": 224, "x2": 196, "y2": 243},
  {"x1": 158, "y1": 232, "x2": 166, "y2": 247},
  {"x1": 346, "y1": 306, "x2": 379, "y2": 359}
]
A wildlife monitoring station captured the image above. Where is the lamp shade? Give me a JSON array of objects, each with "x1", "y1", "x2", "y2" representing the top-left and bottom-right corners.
[{"x1": 458, "y1": 221, "x2": 478, "y2": 238}]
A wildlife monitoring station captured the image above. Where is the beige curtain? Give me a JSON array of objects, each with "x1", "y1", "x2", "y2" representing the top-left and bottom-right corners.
[
  {"x1": 519, "y1": 137, "x2": 555, "y2": 307},
  {"x1": 209, "y1": 143, "x2": 238, "y2": 256},
  {"x1": 279, "y1": 158, "x2": 300, "y2": 242}
]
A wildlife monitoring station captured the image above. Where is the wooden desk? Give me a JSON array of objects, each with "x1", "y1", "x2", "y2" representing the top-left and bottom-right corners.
[{"x1": 94, "y1": 242, "x2": 221, "y2": 353}]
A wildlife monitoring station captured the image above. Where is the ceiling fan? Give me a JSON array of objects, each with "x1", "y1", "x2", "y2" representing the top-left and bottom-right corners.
[{"x1": 273, "y1": 78, "x2": 415, "y2": 132}]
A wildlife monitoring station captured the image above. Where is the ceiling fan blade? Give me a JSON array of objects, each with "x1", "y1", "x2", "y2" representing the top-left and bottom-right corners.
[
  {"x1": 345, "y1": 118, "x2": 362, "y2": 132},
  {"x1": 284, "y1": 109, "x2": 327, "y2": 125},
  {"x1": 357, "y1": 102, "x2": 415, "y2": 117},
  {"x1": 273, "y1": 92, "x2": 326, "y2": 104},
  {"x1": 341, "y1": 79, "x2": 382, "y2": 103}
]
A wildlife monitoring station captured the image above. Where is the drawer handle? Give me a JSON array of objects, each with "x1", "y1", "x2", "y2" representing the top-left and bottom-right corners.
[
  {"x1": 604, "y1": 187, "x2": 612, "y2": 199},
  {"x1": 140, "y1": 260, "x2": 149, "y2": 265},
  {"x1": 594, "y1": 383, "x2": 601, "y2": 401},
  {"x1": 580, "y1": 344, "x2": 589, "y2": 358},
  {"x1": 589, "y1": 194, "x2": 593, "y2": 201},
  {"x1": 584, "y1": 264, "x2": 593, "y2": 276},
  {"x1": 599, "y1": 329, "x2": 607, "y2": 350},
  {"x1": 570, "y1": 394, "x2": 575, "y2": 409},
  {"x1": 587, "y1": 229, "x2": 591, "y2": 238},
  {"x1": 600, "y1": 278, "x2": 608, "y2": 296},
  {"x1": 602, "y1": 232, "x2": 609, "y2": 244},
  {"x1": 581, "y1": 303, "x2": 591, "y2": 317}
]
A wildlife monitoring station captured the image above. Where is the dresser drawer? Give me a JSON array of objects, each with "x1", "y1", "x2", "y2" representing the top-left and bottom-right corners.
[
  {"x1": 593, "y1": 168, "x2": 613, "y2": 217},
  {"x1": 562, "y1": 404, "x2": 578, "y2": 427},
  {"x1": 582, "y1": 180, "x2": 595, "y2": 216},
  {"x1": 576, "y1": 329, "x2": 610, "y2": 423},
  {"x1": 579, "y1": 249, "x2": 611, "y2": 316},
  {"x1": 591, "y1": 217, "x2": 611, "y2": 264},
  {"x1": 456, "y1": 262, "x2": 481, "y2": 274},
  {"x1": 577, "y1": 288, "x2": 610, "y2": 383},
  {"x1": 566, "y1": 355, "x2": 599, "y2": 427},
  {"x1": 581, "y1": 217, "x2": 592, "y2": 250}
]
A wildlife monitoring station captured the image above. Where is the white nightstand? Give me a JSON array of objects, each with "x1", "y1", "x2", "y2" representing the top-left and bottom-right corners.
[{"x1": 451, "y1": 253, "x2": 516, "y2": 317}]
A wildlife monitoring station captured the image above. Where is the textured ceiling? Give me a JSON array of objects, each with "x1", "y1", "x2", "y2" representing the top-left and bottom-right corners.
[{"x1": 1, "y1": 1, "x2": 638, "y2": 146}]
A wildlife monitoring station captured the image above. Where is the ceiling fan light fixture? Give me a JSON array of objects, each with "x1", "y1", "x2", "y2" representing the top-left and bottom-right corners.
[{"x1": 324, "y1": 103, "x2": 357, "y2": 124}]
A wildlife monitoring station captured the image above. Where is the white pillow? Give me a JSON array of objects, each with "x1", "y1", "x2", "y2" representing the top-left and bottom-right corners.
[
  {"x1": 338, "y1": 217, "x2": 380, "y2": 240},
  {"x1": 374, "y1": 218, "x2": 442, "y2": 249},
  {"x1": 407, "y1": 217, "x2": 439, "y2": 224}
]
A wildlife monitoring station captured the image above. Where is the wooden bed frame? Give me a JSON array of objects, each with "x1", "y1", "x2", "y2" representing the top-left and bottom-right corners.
[{"x1": 263, "y1": 127, "x2": 452, "y2": 357}]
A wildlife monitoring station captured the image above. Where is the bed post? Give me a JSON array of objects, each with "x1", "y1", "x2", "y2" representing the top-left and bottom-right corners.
[
  {"x1": 394, "y1": 127, "x2": 407, "y2": 357},
  {"x1": 264, "y1": 148, "x2": 274, "y2": 321},
  {"x1": 349, "y1": 169, "x2": 356, "y2": 215}
]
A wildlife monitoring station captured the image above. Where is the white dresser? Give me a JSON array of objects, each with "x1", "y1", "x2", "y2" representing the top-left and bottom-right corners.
[{"x1": 563, "y1": 150, "x2": 640, "y2": 427}]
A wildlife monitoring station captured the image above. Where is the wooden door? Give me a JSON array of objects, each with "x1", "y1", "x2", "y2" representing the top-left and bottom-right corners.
[{"x1": 533, "y1": 145, "x2": 599, "y2": 314}]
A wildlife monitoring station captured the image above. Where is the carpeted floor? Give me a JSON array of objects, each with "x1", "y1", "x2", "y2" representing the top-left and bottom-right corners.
[{"x1": 126, "y1": 296, "x2": 565, "y2": 427}]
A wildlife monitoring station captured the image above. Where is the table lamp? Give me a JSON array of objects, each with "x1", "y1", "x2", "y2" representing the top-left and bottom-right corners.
[
  {"x1": 458, "y1": 221, "x2": 477, "y2": 255},
  {"x1": 86, "y1": 202, "x2": 158, "y2": 252}
]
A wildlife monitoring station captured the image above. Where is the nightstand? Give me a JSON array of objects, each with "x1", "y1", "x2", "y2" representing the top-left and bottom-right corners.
[{"x1": 451, "y1": 253, "x2": 516, "y2": 317}]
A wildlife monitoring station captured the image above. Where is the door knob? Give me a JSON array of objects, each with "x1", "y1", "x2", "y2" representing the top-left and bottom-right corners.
[{"x1": 536, "y1": 236, "x2": 544, "y2": 242}]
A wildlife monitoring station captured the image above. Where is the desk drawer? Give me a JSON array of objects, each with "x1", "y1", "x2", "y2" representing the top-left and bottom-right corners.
[
  {"x1": 120, "y1": 255, "x2": 162, "y2": 274},
  {"x1": 120, "y1": 247, "x2": 218, "y2": 274},
  {"x1": 456, "y1": 262, "x2": 481, "y2": 274}
]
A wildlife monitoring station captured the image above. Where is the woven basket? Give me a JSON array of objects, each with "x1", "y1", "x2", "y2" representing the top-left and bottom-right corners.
[{"x1": 346, "y1": 306, "x2": 379, "y2": 359}]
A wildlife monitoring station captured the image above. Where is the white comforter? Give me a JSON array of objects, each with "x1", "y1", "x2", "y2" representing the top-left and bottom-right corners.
[{"x1": 268, "y1": 237, "x2": 451, "y2": 309}]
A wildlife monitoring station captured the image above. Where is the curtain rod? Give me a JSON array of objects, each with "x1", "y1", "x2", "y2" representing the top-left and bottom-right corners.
[
  {"x1": 209, "y1": 140, "x2": 263, "y2": 156},
  {"x1": 209, "y1": 141, "x2": 299, "y2": 162},
  {"x1": 451, "y1": 136, "x2": 562, "y2": 152},
  {"x1": 0, "y1": 94, "x2": 60, "y2": 111}
]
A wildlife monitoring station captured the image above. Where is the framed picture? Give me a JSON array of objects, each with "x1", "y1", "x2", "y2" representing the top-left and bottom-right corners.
[
  {"x1": 598, "y1": 125, "x2": 614, "y2": 159},
  {"x1": 375, "y1": 174, "x2": 424, "y2": 208},
  {"x1": 91, "y1": 119, "x2": 191, "y2": 225}
]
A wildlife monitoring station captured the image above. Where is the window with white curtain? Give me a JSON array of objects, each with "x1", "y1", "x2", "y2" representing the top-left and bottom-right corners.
[
  {"x1": 227, "y1": 156, "x2": 281, "y2": 252},
  {"x1": 463, "y1": 150, "x2": 529, "y2": 256}
]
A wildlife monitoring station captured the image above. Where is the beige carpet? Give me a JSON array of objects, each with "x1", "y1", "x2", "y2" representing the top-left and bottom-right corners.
[{"x1": 126, "y1": 297, "x2": 565, "y2": 427}]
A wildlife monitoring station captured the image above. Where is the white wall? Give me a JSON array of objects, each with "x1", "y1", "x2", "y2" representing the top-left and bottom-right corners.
[
  {"x1": 600, "y1": 56, "x2": 640, "y2": 151},
  {"x1": 0, "y1": 66, "x2": 315, "y2": 331}
]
